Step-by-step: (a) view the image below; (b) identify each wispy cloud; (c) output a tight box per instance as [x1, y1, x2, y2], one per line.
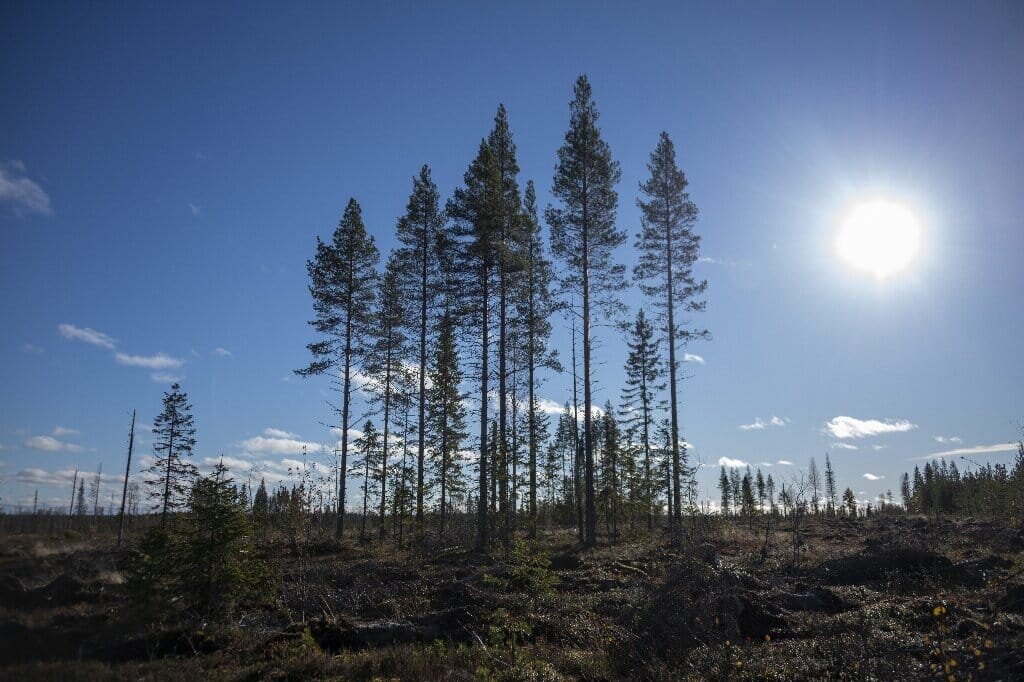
[718, 456, 748, 468]
[239, 435, 322, 456]
[934, 436, 962, 444]
[739, 415, 789, 430]
[213, 347, 233, 358]
[52, 426, 78, 437]
[777, 460, 794, 466]
[19, 343, 44, 354]
[697, 256, 736, 266]
[683, 353, 705, 364]
[58, 323, 117, 349]
[0, 160, 52, 215]
[263, 428, 298, 439]
[115, 352, 184, 370]
[863, 473, 884, 481]
[150, 372, 182, 383]
[914, 442, 1020, 460]
[831, 442, 858, 450]
[189, 203, 202, 217]
[23, 435, 83, 453]
[824, 416, 917, 439]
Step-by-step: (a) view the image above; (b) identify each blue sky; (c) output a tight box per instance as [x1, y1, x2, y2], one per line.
[2, 1, 1022, 511]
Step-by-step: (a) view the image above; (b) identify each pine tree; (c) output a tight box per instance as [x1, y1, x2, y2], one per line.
[824, 454, 837, 515]
[365, 255, 410, 540]
[842, 487, 858, 517]
[634, 132, 708, 527]
[449, 141, 504, 551]
[148, 382, 198, 526]
[519, 180, 559, 538]
[718, 467, 731, 516]
[619, 309, 665, 531]
[394, 165, 445, 539]
[428, 311, 467, 538]
[296, 198, 380, 539]
[485, 105, 528, 547]
[75, 480, 87, 516]
[756, 468, 766, 512]
[253, 478, 269, 541]
[546, 75, 626, 547]
[597, 401, 621, 543]
[808, 457, 821, 514]
[354, 420, 382, 541]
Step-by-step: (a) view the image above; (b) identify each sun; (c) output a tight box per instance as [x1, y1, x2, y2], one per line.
[836, 200, 921, 278]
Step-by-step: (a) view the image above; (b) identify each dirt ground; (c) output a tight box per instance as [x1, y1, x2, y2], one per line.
[1, 515, 1022, 680]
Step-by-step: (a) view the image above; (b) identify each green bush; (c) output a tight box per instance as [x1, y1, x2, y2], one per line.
[126, 463, 277, 618]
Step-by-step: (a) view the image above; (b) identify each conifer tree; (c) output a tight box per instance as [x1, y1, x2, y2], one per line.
[842, 487, 858, 517]
[354, 420, 382, 541]
[519, 180, 559, 537]
[148, 382, 198, 526]
[620, 309, 665, 531]
[634, 132, 708, 527]
[719, 467, 731, 516]
[808, 457, 821, 514]
[448, 142, 503, 551]
[486, 105, 527, 547]
[297, 198, 380, 539]
[428, 311, 467, 537]
[394, 165, 445, 538]
[365, 255, 410, 540]
[546, 75, 626, 547]
[824, 454, 837, 515]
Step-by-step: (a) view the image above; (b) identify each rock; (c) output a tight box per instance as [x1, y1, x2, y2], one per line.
[782, 587, 848, 613]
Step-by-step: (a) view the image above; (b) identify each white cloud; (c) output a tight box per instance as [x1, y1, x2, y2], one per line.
[872, 444, 886, 451]
[16, 467, 79, 486]
[23, 435, 83, 453]
[150, 372, 182, 383]
[239, 435, 321, 456]
[263, 428, 298, 439]
[824, 416, 917, 439]
[697, 256, 736, 266]
[718, 456, 748, 468]
[776, 460, 794, 466]
[52, 426, 79, 437]
[739, 415, 788, 430]
[536, 398, 567, 415]
[0, 160, 52, 215]
[683, 353, 705, 364]
[914, 442, 1020, 460]
[19, 343, 44, 354]
[58, 323, 116, 349]
[863, 473, 884, 481]
[115, 352, 184, 369]
[213, 347, 233, 358]
[934, 436, 962, 444]
[831, 442, 858, 450]
[189, 203, 201, 217]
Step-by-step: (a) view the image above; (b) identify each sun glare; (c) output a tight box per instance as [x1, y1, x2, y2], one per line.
[836, 200, 921, 278]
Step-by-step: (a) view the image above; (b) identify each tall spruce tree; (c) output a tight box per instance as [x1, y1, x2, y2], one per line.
[297, 198, 379, 539]
[394, 165, 445, 539]
[824, 454, 837, 515]
[546, 75, 626, 547]
[147, 382, 198, 526]
[354, 420, 382, 541]
[428, 311, 467, 538]
[448, 142, 503, 551]
[619, 309, 665, 531]
[634, 132, 708, 527]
